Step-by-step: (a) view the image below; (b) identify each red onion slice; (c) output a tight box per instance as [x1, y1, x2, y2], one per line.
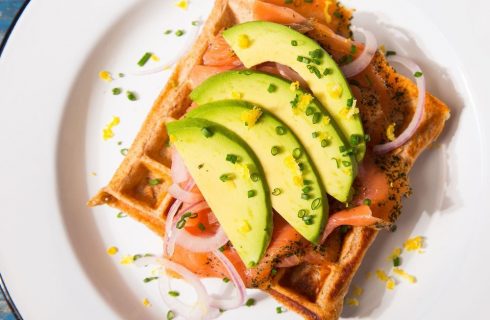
[209, 250, 246, 310]
[173, 226, 228, 253]
[275, 63, 308, 88]
[373, 56, 426, 154]
[171, 148, 190, 184]
[341, 27, 378, 78]
[168, 183, 204, 204]
[158, 258, 219, 320]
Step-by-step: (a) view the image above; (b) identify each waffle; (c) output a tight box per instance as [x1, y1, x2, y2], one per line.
[88, 0, 450, 319]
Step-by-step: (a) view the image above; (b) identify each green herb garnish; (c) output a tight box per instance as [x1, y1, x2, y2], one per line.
[311, 198, 322, 210]
[248, 190, 256, 198]
[291, 40, 298, 46]
[363, 198, 372, 206]
[168, 291, 180, 297]
[414, 71, 423, 77]
[393, 256, 401, 267]
[201, 127, 213, 138]
[267, 83, 277, 93]
[116, 212, 127, 218]
[321, 139, 329, 148]
[143, 276, 159, 283]
[148, 178, 162, 186]
[275, 126, 286, 135]
[137, 52, 152, 67]
[272, 188, 282, 196]
[226, 154, 238, 164]
[386, 50, 397, 57]
[167, 310, 175, 320]
[120, 148, 129, 156]
[271, 146, 280, 156]
[126, 91, 138, 101]
[250, 173, 259, 182]
[112, 87, 122, 95]
[198, 222, 206, 231]
[175, 29, 185, 37]
[292, 148, 303, 159]
[246, 298, 256, 307]
[312, 112, 322, 124]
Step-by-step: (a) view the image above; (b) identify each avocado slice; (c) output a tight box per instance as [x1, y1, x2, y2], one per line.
[186, 100, 327, 243]
[166, 118, 272, 267]
[190, 70, 355, 202]
[222, 21, 366, 161]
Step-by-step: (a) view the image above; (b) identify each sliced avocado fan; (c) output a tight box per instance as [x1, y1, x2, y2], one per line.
[186, 100, 327, 244]
[166, 118, 272, 267]
[222, 21, 366, 161]
[190, 70, 356, 203]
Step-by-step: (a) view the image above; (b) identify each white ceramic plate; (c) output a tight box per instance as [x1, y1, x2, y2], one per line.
[0, 0, 489, 319]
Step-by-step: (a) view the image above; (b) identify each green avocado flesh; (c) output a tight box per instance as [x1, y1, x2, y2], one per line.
[166, 118, 272, 267]
[190, 70, 355, 202]
[186, 100, 327, 243]
[222, 21, 366, 161]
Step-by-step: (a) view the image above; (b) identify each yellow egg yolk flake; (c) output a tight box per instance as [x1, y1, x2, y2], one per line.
[393, 268, 417, 284]
[98, 70, 112, 82]
[119, 255, 134, 265]
[386, 122, 396, 141]
[238, 34, 251, 48]
[106, 246, 118, 256]
[240, 106, 263, 127]
[175, 0, 188, 10]
[376, 269, 396, 290]
[102, 116, 120, 141]
[403, 236, 424, 252]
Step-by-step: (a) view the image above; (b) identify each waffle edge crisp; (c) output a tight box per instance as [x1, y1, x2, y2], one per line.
[88, 0, 450, 319]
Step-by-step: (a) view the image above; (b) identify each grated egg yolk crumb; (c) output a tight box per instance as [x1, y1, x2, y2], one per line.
[388, 247, 402, 261]
[347, 298, 359, 307]
[379, 44, 386, 55]
[102, 116, 120, 141]
[99, 70, 112, 82]
[386, 122, 396, 141]
[393, 268, 417, 284]
[106, 246, 118, 256]
[120, 255, 134, 265]
[326, 82, 343, 98]
[376, 269, 396, 290]
[386, 278, 396, 290]
[290, 81, 300, 92]
[238, 34, 251, 49]
[403, 236, 424, 252]
[322, 116, 331, 125]
[231, 91, 243, 99]
[151, 54, 160, 62]
[353, 286, 363, 297]
[142, 298, 151, 307]
[175, 0, 188, 10]
[340, 106, 359, 119]
[240, 106, 262, 127]
[239, 220, 252, 234]
[296, 93, 313, 112]
[236, 163, 251, 180]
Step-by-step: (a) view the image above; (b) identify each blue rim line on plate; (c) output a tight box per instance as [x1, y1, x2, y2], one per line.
[1, 0, 31, 318]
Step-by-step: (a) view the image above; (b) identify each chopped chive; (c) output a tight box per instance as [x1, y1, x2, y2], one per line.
[116, 212, 127, 218]
[117, 141, 123, 145]
[126, 91, 138, 101]
[272, 188, 282, 196]
[112, 87, 122, 95]
[364, 134, 371, 142]
[333, 10, 342, 18]
[301, 193, 310, 200]
[267, 83, 277, 93]
[226, 154, 238, 163]
[148, 178, 162, 186]
[284, 0, 293, 3]
[363, 198, 372, 206]
[393, 256, 401, 267]
[312, 58, 322, 65]
[246, 298, 256, 307]
[297, 56, 311, 64]
[303, 179, 313, 185]
[176, 219, 186, 229]
[167, 310, 175, 320]
[175, 29, 185, 37]
[218, 246, 225, 252]
[291, 40, 298, 46]
[311, 198, 322, 210]
[250, 173, 259, 182]
[120, 148, 129, 156]
[223, 277, 230, 283]
[321, 139, 329, 148]
[339, 54, 353, 65]
[271, 146, 280, 156]
[332, 157, 340, 168]
[340, 225, 350, 234]
[248, 190, 256, 198]
[305, 106, 315, 116]
[347, 97, 354, 107]
[118, 73, 125, 78]
[297, 209, 307, 218]
[201, 127, 213, 138]
[312, 131, 319, 138]
[198, 222, 206, 231]
[275, 126, 286, 135]
[307, 65, 322, 78]
[302, 186, 312, 193]
[342, 161, 352, 167]
[292, 148, 303, 159]
[350, 45, 357, 54]
[303, 215, 314, 225]
[137, 52, 152, 67]
[298, 162, 305, 171]
[191, 20, 200, 26]
[143, 276, 159, 283]
[220, 174, 233, 182]
[164, 29, 172, 35]
[386, 50, 397, 57]
[323, 68, 332, 75]
[271, 268, 278, 276]
[312, 112, 322, 124]
[276, 306, 286, 314]
[168, 291, 180, 297]
[290, 94, 300, 108]
[198, 163, 204, 169]
[414, 71, 423, 77]
[308, 48, 323, 59]
[350, 134, 363, 145]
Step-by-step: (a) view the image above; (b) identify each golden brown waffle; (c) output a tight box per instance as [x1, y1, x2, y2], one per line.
[89, 1, 450, 319]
